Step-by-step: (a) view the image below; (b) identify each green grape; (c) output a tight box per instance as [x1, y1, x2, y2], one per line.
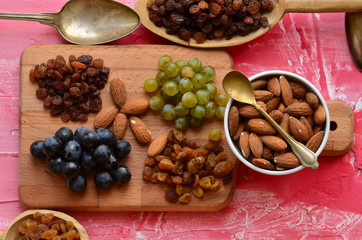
[190, 117, 204, 128]
[191, 73, 207, 89]
[175, 59, 188, 70]
[164, 62, 179, 77]
[149, 95, 164, 111]
[160, 87, 173, 102]
[175, 102, 189, 117]
[209, 128, 222, 141]
[205, 83, 217, 99]
[191, 105, 205, 118]
[161, 104, 176, 120]
[204, 101, 216, 119]
[181, 66, 194, 78]
[158, 55, 173, 71]
[215, 93, 229, 106]
[179, 78, 193, 94]
[163, 81, 179, 96]
[171, 74, 182, 83]
[156, 71, 170, 86]
[195, 89, 209, 105]
[188, 57, 202, 72]
[201, 65, 216, 82]
[216, 106, 225, 119]
[174, 116, 190, 131]
[181, 92, 197, 108]
[143, 78, 158, 93]
[172, 92, 183, 105]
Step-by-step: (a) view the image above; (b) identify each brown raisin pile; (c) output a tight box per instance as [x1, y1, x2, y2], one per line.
[147, 0, 273, 43]
[15, 212, 80, 240]
[29, 55, 110, 122]
[143, 130, 234, 204]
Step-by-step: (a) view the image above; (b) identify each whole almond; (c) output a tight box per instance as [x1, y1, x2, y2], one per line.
[269, 110, 283, 124]
[110, 78, 127, 107]
[279, 75, 293, 106]
[290, 82, 307, 99]
[280, 113, 290, 135]
[266, 96, 281, 113]
[277, 102, 286, 113]
[267, 77, 281, 96]
[274, 152, 301, 168]
[148, 134, 168, 157]
[228, 106, 239, 136]
[254, 90, 274, 102]
[300, 116, 313, 139]
[314, 104, 326, 125]
[130, 116, 152, 144]
[305, 92, 319, 109]
[248, 118, 277, 135]
[113, 113, 128, 140]
[239, 101, 266, 118]
[251, 79, 267, 90]
[252, 158, 275, 170]
[239, 131, 250, 158]
[285, 102, 313, 117]
[249, 132, 263, 158]
[232, 123, 245, 140]
[289, 116, 309, 142]
[260, 135, 287, 152]
[93, 105, 119, 129]
[121, 98, 149, 115]
[262, 147, 274, 160]
[306, 131, 325, 152]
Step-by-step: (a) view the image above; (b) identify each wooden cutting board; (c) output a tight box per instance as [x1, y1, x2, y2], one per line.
[19, 44, 238, 211]
[19, 45, 354, 211]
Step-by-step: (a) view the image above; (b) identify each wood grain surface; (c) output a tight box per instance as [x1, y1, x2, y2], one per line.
[19, 44, 238, 211]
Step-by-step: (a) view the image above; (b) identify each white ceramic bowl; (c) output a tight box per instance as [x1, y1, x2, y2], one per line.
[224, 70, 330, 175]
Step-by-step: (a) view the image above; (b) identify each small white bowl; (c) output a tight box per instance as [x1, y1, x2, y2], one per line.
[224, 70, 330, 175]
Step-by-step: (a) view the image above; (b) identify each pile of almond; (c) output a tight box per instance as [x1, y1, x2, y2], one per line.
[228, 75, 326, 170]
[93, 78, 152, 144]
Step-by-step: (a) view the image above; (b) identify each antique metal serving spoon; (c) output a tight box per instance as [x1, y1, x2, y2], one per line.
[222, 70, 319, 169]
[0, 0, 140, 45]
[345, 12, 362, 71]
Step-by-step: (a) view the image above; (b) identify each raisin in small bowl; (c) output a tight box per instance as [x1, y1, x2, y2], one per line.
[224, 70, 330, 175]
[2, 209, 88, 240]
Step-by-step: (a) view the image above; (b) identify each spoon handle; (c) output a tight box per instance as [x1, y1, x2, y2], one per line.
[284, 0, 362, 13]
[0, 13, 54, 25]
[254, 104, 319, 169]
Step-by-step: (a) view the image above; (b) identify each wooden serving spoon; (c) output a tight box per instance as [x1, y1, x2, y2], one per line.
[135, 0, 362, 48]
[1, 209, 88, 240]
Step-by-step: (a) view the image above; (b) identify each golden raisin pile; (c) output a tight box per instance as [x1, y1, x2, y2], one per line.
[15, 212, 80, 240]
[143, 130, 234, 204]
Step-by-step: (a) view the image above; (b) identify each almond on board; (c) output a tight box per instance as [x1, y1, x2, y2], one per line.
[121, 98, 149, 115]
[93, 105, 119, 129]
[130, 116, 152, 144]
[113, 113, 128, 140]
[110, 78, 127, 108]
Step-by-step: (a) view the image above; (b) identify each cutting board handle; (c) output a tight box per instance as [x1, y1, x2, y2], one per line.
[284, 0, 362, 13]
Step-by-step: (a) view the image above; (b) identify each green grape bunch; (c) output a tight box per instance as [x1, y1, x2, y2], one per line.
[143, 55, 228, 131]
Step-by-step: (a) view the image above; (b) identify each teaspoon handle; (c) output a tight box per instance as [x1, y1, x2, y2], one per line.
[0, 13, 54, 25]
[254, 104, 319, 169]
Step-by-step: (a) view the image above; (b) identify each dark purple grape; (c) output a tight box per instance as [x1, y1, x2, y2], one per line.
[112, 165, 131, 184]
[96, 128, 116, 146]
[94, 171, 113, 189]
[93, 144, 111, 164]
[67, 175, 87, 192]
[62, 161, 81, 179]
[79, 152, 97, 173]
[63, 140, 82, 162]
[113, 140, 131, 159]
[55, 127, 73, 143]
[48, 156, 66, 174]
[42, 136, 63, 158]
[30, 140, 47, 159]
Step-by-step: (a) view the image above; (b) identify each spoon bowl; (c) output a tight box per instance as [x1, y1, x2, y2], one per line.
[0, 0, 140, 45]
[135, 0, 362, 48]
[1, 209, 88, 240]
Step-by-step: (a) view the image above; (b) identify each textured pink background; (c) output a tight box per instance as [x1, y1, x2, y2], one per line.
[1, 0, 362, 239]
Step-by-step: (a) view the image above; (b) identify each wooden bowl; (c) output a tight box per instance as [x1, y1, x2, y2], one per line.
[1, 209, 88, 240]
[134, 0, 362, 48]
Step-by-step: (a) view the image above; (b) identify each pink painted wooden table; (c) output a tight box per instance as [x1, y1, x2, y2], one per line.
[1, 0, 362, 239]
